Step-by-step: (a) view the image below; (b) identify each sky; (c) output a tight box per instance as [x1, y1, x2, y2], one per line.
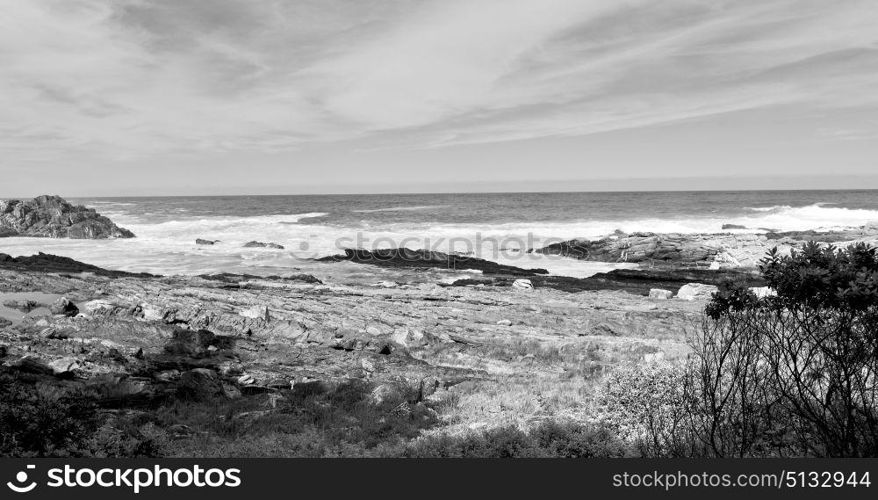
[1, 0, 878, 196]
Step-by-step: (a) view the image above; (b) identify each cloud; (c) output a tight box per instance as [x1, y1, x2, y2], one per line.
[0, 0, 876, 162]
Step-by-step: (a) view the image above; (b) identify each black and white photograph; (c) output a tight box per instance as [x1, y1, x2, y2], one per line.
[2, 0, 878, 485]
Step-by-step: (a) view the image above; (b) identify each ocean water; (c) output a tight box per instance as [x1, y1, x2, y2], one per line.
[1, 190, 877, 281]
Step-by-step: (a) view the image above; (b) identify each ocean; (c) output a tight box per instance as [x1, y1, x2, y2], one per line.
[2, 190, 877, 281]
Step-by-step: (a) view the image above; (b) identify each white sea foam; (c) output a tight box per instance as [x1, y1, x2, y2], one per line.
[3, 203, 876, 279]
[352, 205, 447, 213]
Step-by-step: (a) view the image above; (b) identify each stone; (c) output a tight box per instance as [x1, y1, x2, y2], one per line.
[178, 369, 224, 400]
[2, 299, 40, 312]
[0, 195, 134, 239]
[48, 357, 81, 376]
[496, 319, 513, 326]
[648, 288, 673, 300]
[722, 224, 748, 230]
[676, 283, 719, 301]
[243, 241, 285, 249]
[512, 279, 533, 290]
[83, 299, 119, 316]
[49, 297, 78, 317]
[139, 303, 164, 321]
[196, 239, 219, 245]
[155, 370, 181, 382]
[376, 281, 398, 288]
[370, 382, 410, 405]
[360, 358, 375, 373]
[43, 327, 70, 340]
[222, 383, 242, 399]
[240, 305, 270, 322]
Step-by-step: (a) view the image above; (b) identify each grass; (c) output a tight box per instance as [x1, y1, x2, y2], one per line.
[404, 420, 631, 458]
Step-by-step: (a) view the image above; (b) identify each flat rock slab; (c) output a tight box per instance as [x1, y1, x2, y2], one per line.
[0, 291, 61, 325]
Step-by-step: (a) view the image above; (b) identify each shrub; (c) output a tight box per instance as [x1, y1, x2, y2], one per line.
[404, 421, 630, 458]
[593, 363, 703, 457]
[696, 242, 878, 457]
[0, 375, 98, 457]
[160, 379, 439, 457]
[598, 243, 878, 457]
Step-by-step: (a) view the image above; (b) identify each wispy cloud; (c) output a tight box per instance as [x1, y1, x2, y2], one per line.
[1, 0, 877, 161]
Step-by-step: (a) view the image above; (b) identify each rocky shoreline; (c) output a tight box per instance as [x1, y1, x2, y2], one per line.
[1, 250, 702, 451]
[3, 195, 878, 456]
[531, 227, 878, 270]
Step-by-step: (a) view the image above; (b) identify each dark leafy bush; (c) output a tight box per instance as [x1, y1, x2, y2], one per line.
[0, 373, 167, 457]
[0, 374, 98, 457]
[693, 242, 878, 457]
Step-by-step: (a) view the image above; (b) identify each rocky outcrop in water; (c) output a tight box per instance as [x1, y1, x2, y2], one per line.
[763, 226, 878, 242]
[0, 195, 135, 239]
[533, 228, 878, 270]
[243, 241, 285, 249]
[319, 248, 549, 276]
[0, 252, 155, 278]
[532, 233, 722, 267]
[451, 267, 764, 295]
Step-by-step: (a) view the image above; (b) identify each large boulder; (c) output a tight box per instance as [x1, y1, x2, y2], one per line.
[48, 357, 81, 377]
[177, 368, 225, 400]
[49, 297, 79, 317]
[512, 279, 533, 290]
[676, 283, 719, 301]
[0, 195, 134, 239]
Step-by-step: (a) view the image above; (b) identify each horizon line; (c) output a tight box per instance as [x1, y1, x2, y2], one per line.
[3, 187, 878, 200]
[4, 174, 878, 199]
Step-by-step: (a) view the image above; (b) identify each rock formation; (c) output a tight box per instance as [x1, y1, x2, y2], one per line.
[0, 195, 135, 239]
[451, 267, 764, 295]
[532, 233, 721, 267]
[676, 283, 719, 301]
[0, 252, 702, 417]
[243, 241, 285, 249]
[319, 248, 549, 276]
[0, 252, 154, 278]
